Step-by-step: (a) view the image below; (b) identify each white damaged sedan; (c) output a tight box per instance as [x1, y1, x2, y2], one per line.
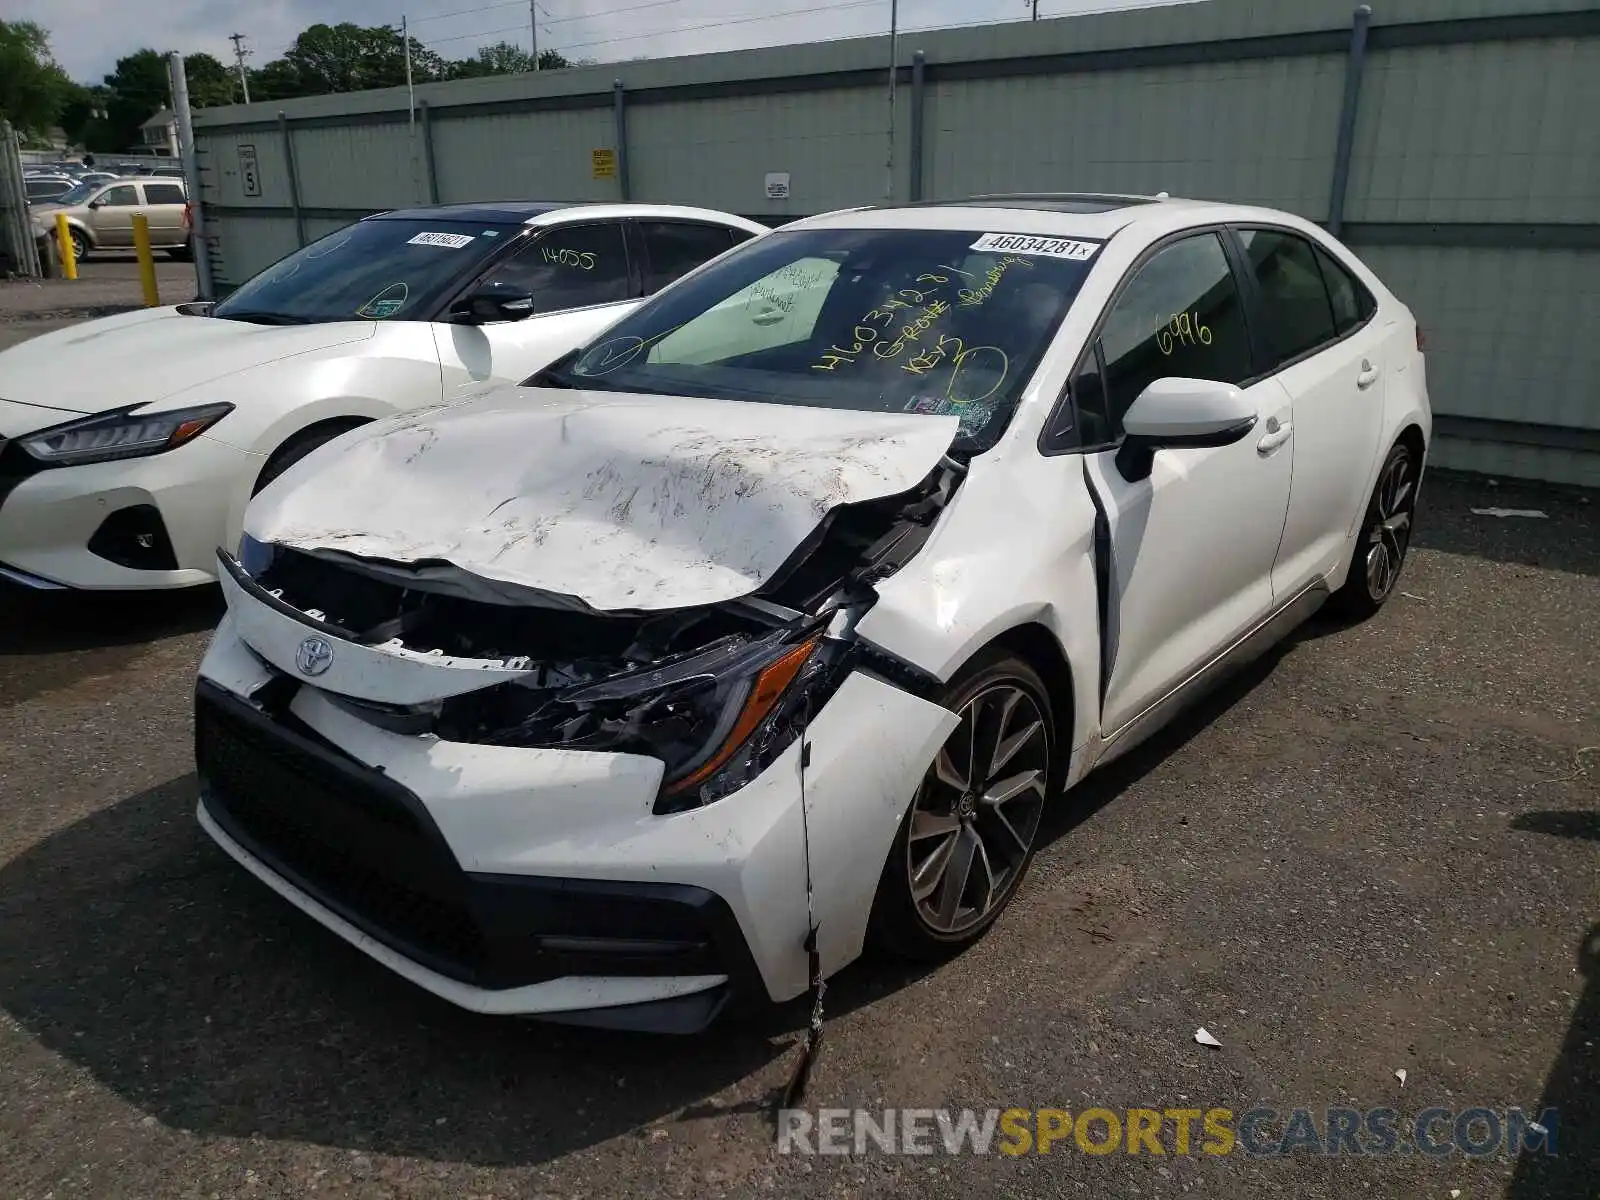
[195, 193, 1430, 1031]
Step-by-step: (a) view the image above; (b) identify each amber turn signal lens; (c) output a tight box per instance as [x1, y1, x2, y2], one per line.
[665, 638, 819, 796]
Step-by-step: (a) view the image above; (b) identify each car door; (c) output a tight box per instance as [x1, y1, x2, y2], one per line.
[432, 220, 638, 396]
[138, 180, 189, 246]
[89, 183, 141, 247]
[1074, 230, 1295, 738]
[1231, 227, 1389, 596]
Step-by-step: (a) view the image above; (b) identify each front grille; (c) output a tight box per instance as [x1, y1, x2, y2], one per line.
[195, 683, 486, 980]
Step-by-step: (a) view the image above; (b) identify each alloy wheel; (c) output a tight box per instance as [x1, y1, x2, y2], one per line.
[906, 683, 1050, 936]
[1364, 448, 1415, 602]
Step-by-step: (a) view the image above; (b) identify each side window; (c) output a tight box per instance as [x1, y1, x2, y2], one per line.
[143, 183, 186, 205]
[1236, 228, 1337, 369]
[478, 222, 630, 311]
[1313, 243, 1376, 335]
[99, 185, 140, 207]
[1094, 232, 1253, 437]
[639, 221, 738, 293]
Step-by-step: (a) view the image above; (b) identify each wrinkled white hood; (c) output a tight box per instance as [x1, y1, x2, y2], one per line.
[0, 307, 375, 418]
[246, 387, 960, 612]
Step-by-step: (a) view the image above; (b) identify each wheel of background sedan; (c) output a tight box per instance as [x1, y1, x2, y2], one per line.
[68, 228, 88, 264]
[1330, 439, 1420, 620]
[867, 650, 1055, 961]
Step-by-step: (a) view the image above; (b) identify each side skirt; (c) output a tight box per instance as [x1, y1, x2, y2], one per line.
[1088, 580, 1330, 774]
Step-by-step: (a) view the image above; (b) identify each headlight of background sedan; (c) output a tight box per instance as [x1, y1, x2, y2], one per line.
[438, 628, 855, 813]
[20, 402, 234, 467]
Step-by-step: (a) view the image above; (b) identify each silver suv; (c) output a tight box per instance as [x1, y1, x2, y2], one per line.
[29, 176, 192, 262]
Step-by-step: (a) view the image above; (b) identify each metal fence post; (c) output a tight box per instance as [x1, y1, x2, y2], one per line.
[420, 101, 440, 204]
[0, 120, 43, 278]
[167, 51, 216, 299]
[910, 50, 927, 202]
[613, 80, 632, 201]
[279, 111, 306, 247]
[1327, 4, 1373, 236]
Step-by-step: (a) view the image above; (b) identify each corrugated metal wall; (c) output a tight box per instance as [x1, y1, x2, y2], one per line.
[189, 0, 1600, 487]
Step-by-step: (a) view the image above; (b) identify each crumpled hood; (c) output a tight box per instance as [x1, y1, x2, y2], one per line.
[0, 307, 376, 416]
[246, 387, 961, 612]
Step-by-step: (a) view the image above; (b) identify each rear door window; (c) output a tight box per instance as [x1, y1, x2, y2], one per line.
[1313, 243, 1376, 334]
[1235, 228, 1338, 370]
[142, 183, 187, 205]
[639, 221, 738, 293]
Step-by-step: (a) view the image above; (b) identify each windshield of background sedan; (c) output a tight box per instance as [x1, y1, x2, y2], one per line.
[212, 219, 525, 324]
[551, 227, 1099, 449]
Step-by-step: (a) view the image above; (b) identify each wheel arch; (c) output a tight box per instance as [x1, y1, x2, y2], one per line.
[252, 414, 374, 494]
[951, 621, 1077, 793]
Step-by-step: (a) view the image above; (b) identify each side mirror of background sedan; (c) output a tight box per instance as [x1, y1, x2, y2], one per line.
[1116, 377, 1259, 482]
[450, 288, 536, 325]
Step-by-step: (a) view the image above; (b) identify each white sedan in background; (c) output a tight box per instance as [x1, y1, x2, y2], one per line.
[195, 192, 1430, 1032]
[0, 202, 767, 590]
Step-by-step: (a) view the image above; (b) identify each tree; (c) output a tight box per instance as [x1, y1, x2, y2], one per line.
[185, 52, 237, 108]
[447, 42, 571, 79]
[0, 20, 74, 140]
[102, 48, 170, 150]
[277, 23, 446, 95]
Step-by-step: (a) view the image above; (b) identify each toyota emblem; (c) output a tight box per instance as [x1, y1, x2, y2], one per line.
[295, 636, 335, 677]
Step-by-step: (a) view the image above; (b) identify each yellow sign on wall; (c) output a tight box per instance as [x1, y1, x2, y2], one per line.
[592, 148, 617, 179]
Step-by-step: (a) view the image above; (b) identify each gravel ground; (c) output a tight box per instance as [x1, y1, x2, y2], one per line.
[0, 254, 197, 323]
[0, 474, 1594, 1200]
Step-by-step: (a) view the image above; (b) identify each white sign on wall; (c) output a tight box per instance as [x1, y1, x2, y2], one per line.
[765, 172, 791, 200]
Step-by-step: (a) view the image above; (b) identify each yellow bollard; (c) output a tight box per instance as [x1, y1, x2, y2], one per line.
[132, 214, 160, 307]
[54, 212, 77, 281]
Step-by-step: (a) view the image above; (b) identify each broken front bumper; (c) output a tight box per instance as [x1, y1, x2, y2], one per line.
[195, 606, 957, 1030]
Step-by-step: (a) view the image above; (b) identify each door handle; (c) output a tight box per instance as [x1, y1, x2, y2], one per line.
[1257, 422, 1293, 455]
[1357, 358, 1379, 389]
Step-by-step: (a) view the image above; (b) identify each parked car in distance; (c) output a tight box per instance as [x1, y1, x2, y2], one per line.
[195, 192, 1431, 1032]
[0, 201, 769, 591]
[23, 174, 75, 204]
[27, 176, 192, 262]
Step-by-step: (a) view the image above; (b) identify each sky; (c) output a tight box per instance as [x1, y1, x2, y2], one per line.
[6, 0, 1178, 87]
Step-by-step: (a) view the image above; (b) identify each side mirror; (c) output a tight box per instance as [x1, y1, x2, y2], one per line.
[87, 198, 105, 210]
[1115, 377, 1258, 482]
[451, 288, 536, 325]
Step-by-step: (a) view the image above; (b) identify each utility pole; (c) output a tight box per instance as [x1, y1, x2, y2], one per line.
[531, 0, 540, 70]
[886, 0, 898, 201]
[1029, 0, 1040, 18]
[228, 32, 252, 103]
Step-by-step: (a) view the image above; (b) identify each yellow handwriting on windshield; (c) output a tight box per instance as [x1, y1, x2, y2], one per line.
[957, 254, 1033, 307]
[947, 345, 1009, 407]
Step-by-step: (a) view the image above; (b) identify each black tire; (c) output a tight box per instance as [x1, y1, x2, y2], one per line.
[867, 650, 1056, 962]
[167, 243, 193, 262]
[68, 228, 89, 264]
[1329, 439, 1421, 620]
[253, 422, 364, 496]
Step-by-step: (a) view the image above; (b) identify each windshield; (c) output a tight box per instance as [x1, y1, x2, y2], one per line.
[549, 226, 1100, 451]
[213, 218, 524, 324]
[54, 182, 99, 206]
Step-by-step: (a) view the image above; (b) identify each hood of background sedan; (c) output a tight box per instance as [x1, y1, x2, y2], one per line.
[0, 307, 376, 418]
[246, 387, 961, 612]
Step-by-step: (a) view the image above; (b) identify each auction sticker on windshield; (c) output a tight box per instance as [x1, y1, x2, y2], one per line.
[969, 233, 1101, 261]
[407, 231, 477, 249]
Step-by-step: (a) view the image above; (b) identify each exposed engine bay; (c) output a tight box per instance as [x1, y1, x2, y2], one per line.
[232, 457, 963, 811]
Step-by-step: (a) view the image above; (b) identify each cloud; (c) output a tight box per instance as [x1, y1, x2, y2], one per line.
[14, 0, 1169, 87]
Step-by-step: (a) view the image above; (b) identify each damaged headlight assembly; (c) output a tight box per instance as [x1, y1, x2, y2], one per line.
[439, 625, 856, 814]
